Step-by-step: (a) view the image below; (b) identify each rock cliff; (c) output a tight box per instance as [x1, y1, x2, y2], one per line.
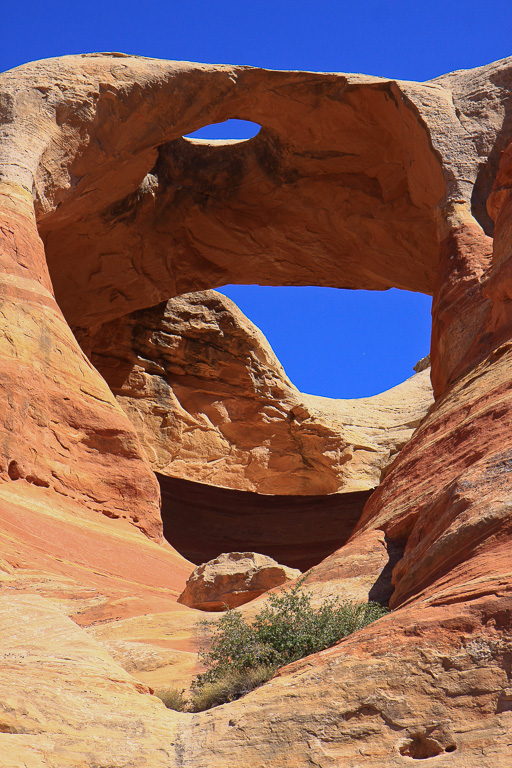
[1, 52, 512, 766]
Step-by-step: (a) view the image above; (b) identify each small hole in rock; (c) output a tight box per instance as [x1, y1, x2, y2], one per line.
[185, 119, 261, 141]
[399, 734, 444, 759]
[7, 461, 21, 481]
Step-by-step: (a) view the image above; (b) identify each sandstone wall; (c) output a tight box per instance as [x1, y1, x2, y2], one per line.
[1, 53, 512, 767]
[0, 181, 162, 538]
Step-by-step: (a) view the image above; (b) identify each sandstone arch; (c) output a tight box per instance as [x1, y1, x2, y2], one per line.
[2, 54, 512, 767]
[2, 54, 445, 336]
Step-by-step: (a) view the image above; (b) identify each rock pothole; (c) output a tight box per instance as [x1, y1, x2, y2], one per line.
[399, 732, 457, 759]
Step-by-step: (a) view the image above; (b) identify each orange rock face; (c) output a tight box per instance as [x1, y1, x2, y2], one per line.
[1, 52, 512, 766]
[0, 182, 162, 539]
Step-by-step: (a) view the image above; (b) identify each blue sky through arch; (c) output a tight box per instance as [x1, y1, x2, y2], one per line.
[218, 285, 432, 399]
[185, 120, 261, 141]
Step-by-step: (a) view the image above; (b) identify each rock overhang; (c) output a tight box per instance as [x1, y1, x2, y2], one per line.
[1, 53, 450, 334]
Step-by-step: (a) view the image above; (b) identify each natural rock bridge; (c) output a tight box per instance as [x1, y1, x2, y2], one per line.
[1, 52, 512, 766]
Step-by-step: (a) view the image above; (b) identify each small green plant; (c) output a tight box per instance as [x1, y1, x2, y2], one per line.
[190, 581, 387, 710]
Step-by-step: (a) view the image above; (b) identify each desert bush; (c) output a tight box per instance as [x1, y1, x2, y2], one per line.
[190, 664, 275, 711]
[252, 585, 386, 666]
[193, 608, 278, 687]
[154, 687, 188, 712]
[191, 581, 387, 709]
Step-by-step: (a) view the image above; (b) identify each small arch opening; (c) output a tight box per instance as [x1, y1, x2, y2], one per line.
[185, 119, 261, 141]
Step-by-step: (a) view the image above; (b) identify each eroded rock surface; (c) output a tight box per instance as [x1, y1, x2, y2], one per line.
[1, 52, 512, 767]
[92, 289, 433, 495]
[178, 551, 301, 611]
[0, 182, 162, 539]
[0, 594, 184, 767]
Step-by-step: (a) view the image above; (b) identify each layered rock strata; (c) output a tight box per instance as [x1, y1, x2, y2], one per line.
[0, 53, 512, 767]
[0, 182, 162, 538]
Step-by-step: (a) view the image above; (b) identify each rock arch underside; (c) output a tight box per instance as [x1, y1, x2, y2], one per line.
[2, 53, 512, 766]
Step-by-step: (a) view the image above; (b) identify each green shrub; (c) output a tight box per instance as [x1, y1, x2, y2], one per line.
[194, 609, 278, 686]
[253, 586, 387, 666]
[191, 581, 387, 710]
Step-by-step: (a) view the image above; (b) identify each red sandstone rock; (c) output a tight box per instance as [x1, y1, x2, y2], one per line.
[2, 54, 445, 337]
[177, 552, 301, 611]
[1, 53, 512, 767]
[0, 182, 163, 540]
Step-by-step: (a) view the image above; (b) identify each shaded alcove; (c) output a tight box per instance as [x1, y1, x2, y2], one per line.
[158, 473, 373, 571]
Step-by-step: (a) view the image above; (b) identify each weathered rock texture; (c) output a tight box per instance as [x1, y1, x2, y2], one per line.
[1, 52, 512, 766]
[178, 551, 301, 611]
[91, 289, 433, 494]
[0, 594, 185, 767]
[0, 182, 162, 539]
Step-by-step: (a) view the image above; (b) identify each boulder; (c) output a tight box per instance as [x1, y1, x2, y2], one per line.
[177, 552, 301, 611]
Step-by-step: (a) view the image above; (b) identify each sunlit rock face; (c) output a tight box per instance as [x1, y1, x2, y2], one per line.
[91, 289, 433, 495]
[1, 52, 512, 767]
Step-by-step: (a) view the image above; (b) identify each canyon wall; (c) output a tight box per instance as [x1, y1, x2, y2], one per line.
[1, 53, 512, 766]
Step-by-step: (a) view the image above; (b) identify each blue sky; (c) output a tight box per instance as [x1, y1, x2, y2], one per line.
[2, 2, 511, 397]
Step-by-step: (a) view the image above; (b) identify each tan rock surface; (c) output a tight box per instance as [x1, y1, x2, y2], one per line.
[0, 55, 444, 333]
[87, 608, 202, 692]
[92, 289, 434, 495]
[236, 528, 402, 624]
[177, 551, 301, 611]
[297, 528, 404, 607]
[1, 52, 512, 766]
[0, 54, 507, 357]
[0, 594, 186, 768]
[175, 597, 512, 768]
[0, 479, 199, 693]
